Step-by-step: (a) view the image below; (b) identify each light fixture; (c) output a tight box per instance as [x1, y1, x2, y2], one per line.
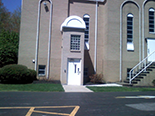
[32, 59, 35, 63]
[44, 2, 47, 7]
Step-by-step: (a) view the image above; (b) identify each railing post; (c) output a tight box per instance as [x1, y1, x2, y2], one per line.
[129, 70, 132, 85]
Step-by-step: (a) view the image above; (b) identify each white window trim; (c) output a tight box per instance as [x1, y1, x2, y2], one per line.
[70, 35, 81, 51]
[127, 13, 134, 51]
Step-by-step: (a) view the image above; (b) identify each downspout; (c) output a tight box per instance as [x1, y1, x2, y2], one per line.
[139, 6, 141, 68]
[47, 1, 53, 79]
[120, 3, 123, 82]
[94, 1, 98, 73]
[35, 1, 41, 71]
[142, 1, 146, 62]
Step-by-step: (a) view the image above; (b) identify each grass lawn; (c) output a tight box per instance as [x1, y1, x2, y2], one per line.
[0, 83, 64, 92]
[87, 86, 155, 92]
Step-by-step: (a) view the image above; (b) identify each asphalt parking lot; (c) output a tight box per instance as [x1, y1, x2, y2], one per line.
[0, 92, 155, 116]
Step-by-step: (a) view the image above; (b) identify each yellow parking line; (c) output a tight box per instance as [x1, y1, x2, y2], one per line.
[0, 106, 80, 116]
[115, 96, 126, 99]
[25, 107, 35, 116]
[34, 106, 78, 108]
[0, 107, 31, 109]
[70, 106, 80, 116]
[33, 110, 70, 115]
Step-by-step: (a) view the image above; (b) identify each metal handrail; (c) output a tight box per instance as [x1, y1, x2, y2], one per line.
[129, 50, 155, 84]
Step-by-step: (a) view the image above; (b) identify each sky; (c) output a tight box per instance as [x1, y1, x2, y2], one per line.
[2, 0, 21, 12]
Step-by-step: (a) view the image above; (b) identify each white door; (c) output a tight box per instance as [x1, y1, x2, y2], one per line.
[148, 39, 155, 62]
[68, 59, 81, 85]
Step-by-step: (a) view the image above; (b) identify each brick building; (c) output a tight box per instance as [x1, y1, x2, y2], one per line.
[18, 0, 155, 86]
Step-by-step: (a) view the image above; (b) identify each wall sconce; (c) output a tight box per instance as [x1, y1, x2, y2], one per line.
[32, 59, 35, 63]
[43, 1, 49, 12]
[43, 2, 47, 7]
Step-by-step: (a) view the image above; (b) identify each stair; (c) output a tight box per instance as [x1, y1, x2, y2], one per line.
[124, 63, 155, 86]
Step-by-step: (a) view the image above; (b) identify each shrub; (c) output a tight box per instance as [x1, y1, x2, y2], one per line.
[0, 64, 36, 84]
[28, 69, 37, 80]
[89, 73, 105, 84]
[152, 80, 155, 86]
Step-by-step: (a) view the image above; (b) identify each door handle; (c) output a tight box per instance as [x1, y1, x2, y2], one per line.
[148, 49, 150, 54]
[78, 68, 80, 75]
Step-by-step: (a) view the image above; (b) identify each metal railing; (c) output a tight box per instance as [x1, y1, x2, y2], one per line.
[129, 50, 155, 84]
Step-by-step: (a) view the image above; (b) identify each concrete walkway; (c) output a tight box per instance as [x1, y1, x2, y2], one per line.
[62, 83, 122, 92]
[62, 85, 93, 92]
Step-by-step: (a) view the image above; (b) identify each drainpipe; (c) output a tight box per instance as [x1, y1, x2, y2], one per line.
[142, 1, 145, 63]
[35, 1, 41, 71]
[120, 3, 123, 82]
[47, 2, 53, 79]
[94, 1, 98, 73]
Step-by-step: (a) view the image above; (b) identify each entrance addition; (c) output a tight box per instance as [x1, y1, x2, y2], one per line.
[147, 39, 155, 62]
[68, 59, 81, 85]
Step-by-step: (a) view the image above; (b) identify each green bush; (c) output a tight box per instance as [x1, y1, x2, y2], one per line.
[0, 64, 36, 84]
[89, 73, 105, 84]
[28, 69, 37, 80]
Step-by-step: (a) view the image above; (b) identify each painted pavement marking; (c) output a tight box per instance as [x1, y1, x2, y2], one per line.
[126, 103, 155, 111]
[116, 95, 155, 99]
[0, 106, 80, 116]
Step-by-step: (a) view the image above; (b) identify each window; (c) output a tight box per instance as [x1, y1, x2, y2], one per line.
[127, 68, 132, 79]
[38, 65, 46, 76]
[127, 13, 134, 51]
[70, 35, 81, 51]
[83, 14, 90, 50]
[127, 14, 133, 43]
[149, 8, 155, 33]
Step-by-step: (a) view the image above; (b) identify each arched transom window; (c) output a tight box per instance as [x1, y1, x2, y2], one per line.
[127, 13, 134, 51]
[127, 13, 134, 43]
[83, 14, 90, 50]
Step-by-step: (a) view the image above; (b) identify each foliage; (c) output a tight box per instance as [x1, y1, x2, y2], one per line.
[89, 73, 105, 84]
[0, 0, 11, 32]
[10, 7, 21, 33]
[28, 69, 37, 80]
[0, 0, 21, 32]
[0, 64, 36, 84]
[0, 30, 19, 67]
[152, 80, 155, 86]
[0, 1, 21, 68]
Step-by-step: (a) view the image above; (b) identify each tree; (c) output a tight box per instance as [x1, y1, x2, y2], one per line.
[0, 0, 11, 32]
[10, 7, 21, 33]
[0, 30, 19, 67]
[0, 0, 21, 67]
[0, 0, 21, 33]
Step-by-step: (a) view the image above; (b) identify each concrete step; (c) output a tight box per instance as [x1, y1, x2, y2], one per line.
[149, 66, 155, 69]
[146, 68, 153, 71]
[124, 80, 137, 84]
